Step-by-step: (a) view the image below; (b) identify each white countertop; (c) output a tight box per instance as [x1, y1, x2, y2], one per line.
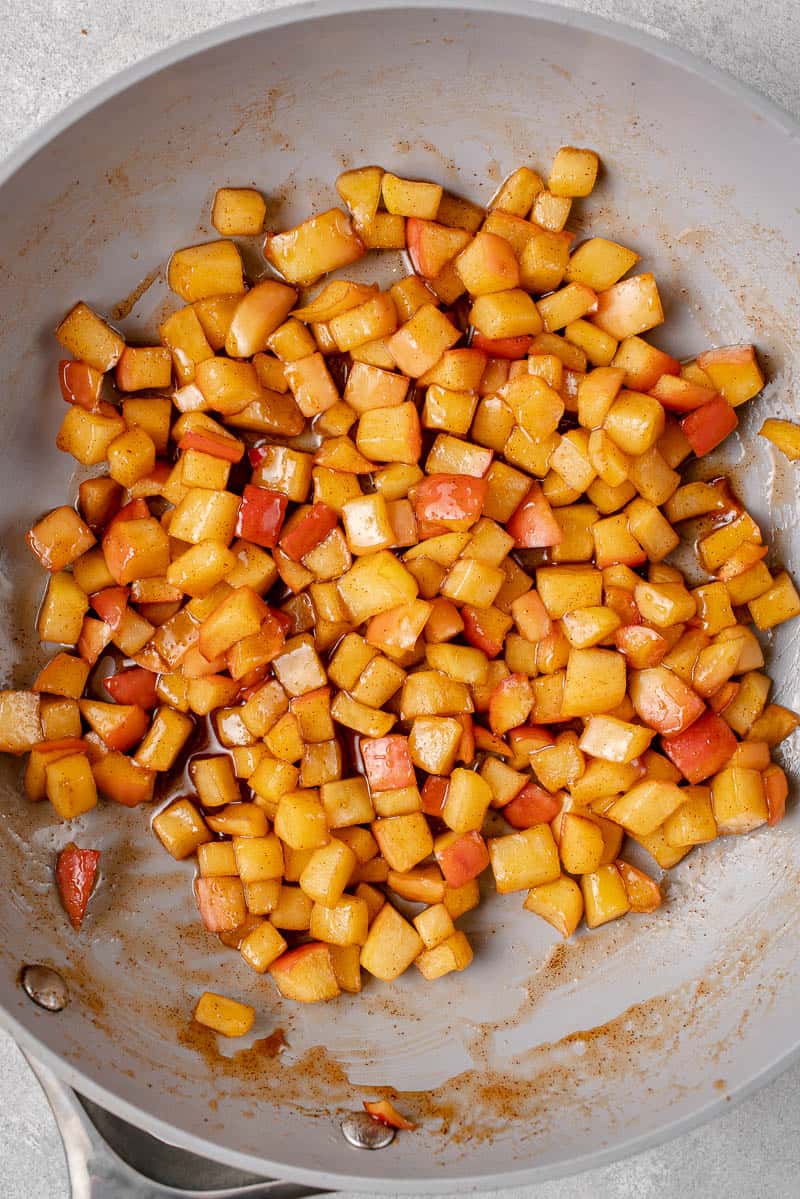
[1, 1, 799, 1195]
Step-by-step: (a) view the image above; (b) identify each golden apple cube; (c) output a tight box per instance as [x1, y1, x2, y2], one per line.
[55, 301, 125, 371]
[197, 841, 238, 877]
[309, 896, 370, 946]
[233, 834, 284, 883]
[711, 766, 768, 834]
[38, 572, 89, 645]
[168, 240, 245, 301]
[56, 406, 127, 465]
[152, 800, 209, 858]
[387, 305, 460, 378]
[562, 647, 627, 716]
[372, 813, 433, 873]
[581, 864, 630, 928]
[413, 902, 456, 949]
[360, 903, 424, 981]
[532, 190, 572, 232]
[416, 931, 473, 980]
[299, 839, 357, 906]
[355, 401, 422, 465]
[606, 778, 686, 836]
[134, 707, 193, 771]
[489, 825, 560, 893]
[337, 549, 418, 623]
[592, 274, 664, 341]
[748, 572, 800, 631]
[265, 208, 365, 285]
[524, 875, 584, 937]
[194, 991, 254, 1037]
[566, 238, 640, 291]
[558, 812, 605, 874]
[663, 786, 718, 846]
[274, 791, 328, 851]
[578, 715, 654, 764]
[441, 767, 493, 833]
[405, 716, 461, 775]
[321, 777, 374, 827]
[549, 146, 599, 197]
[212, 186, 266, 235]
[239, 922, 288, 973]
[45, 752, 98, 820]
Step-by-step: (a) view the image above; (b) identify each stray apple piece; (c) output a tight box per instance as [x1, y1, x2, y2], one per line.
[194, 991, 255, 1037]
[212, 187, 267, 235]
[549, 146, 599, 197]
[364, 1098, 417, 1130]
[758, 418, 800, 461]
[55, 843, 100, 929]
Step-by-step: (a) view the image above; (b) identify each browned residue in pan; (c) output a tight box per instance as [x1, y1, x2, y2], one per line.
[110, 267, 162, 321]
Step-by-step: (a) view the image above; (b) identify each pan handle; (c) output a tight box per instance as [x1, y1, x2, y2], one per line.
[25, 1052, 328, 1199]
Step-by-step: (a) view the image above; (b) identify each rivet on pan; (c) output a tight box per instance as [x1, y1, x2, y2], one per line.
[341, 1111, 396, 1150]
[20, 965, 69, 1012]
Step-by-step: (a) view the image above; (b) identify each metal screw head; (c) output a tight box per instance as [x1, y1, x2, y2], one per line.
[21, 965, 68, 1012]
[341, 1111, 396, 1150]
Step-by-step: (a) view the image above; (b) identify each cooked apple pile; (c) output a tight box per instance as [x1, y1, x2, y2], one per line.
[2, 146, 799, 1027]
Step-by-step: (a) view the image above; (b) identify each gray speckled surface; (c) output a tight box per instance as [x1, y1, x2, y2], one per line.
[1, 1, 799, 1196]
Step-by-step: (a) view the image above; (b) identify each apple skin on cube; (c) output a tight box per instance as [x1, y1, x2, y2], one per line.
[413, 474, 487, 533]
[472, 332, 532, 360]
[434, 829, 490, 887]
[661, 709, 738, 783]
[629, 666, 705, 736]
[269, 942, 341, 1001]
[680, 396, 737, 456]
[195, 876, 246, 933]
[696, 344, 764, 407]
[506, 483, 562, 548]
[361, 735, 415, 791]
[592, 274, 664, 340]
[406, 219, 471, 278]
[502, 782, 562, 829]
[764, 764, 788, 826]
[235, 485, 286, 548]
